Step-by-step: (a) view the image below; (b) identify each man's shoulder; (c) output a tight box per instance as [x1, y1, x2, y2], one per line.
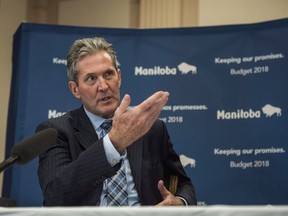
[37, 107, 83, 129]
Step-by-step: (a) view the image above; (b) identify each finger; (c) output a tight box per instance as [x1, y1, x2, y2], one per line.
[140, 91, 169, 113]
[140, 91, 165, 109]
[155, 201, 165, 206]
[156, 91, 169, 107]
[149, 92, 170, 118]
[153, 91, 169, 108]
[136, 93, 168, 126]
[157, 91, 169, 101]
[117, 94, 131, 114]
[157, 180, 171, 199]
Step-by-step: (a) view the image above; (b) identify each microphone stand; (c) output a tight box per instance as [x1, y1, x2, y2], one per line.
[0, 128, 57, 207]
[0, 155, 18, 207]
[0, 155, 18, 173]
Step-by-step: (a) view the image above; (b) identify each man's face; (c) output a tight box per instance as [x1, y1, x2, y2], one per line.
[69, 50, 121, 118]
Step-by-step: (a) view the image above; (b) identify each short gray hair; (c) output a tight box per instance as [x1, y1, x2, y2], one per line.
[66, 37, 119, 84]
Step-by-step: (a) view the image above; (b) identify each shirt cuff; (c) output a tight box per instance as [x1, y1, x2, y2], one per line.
[103, 134, 121, 166]
[176, 196, 188, 206]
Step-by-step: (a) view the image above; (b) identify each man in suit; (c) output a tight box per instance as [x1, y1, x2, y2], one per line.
[37, 37, 197, 206]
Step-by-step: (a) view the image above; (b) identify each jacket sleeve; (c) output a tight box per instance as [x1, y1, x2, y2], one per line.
[160, 120, 197, 205]
[36, 117, 116, 206]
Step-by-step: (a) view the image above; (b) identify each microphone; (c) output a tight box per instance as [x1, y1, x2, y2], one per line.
[0, 128, 58, 173]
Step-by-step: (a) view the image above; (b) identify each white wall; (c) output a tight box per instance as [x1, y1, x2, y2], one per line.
[199, 0, 288, 26]
[58, 0, 132, 28]
[0, 0, 27, 196]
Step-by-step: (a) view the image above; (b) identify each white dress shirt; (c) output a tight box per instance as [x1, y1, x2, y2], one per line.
[84, 108, 141, 206]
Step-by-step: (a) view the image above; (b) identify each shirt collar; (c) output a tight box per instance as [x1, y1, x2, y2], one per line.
[83, 106, 106, 131]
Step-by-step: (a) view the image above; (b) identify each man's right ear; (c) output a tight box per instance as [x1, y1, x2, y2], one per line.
[68, 81, 81, 99]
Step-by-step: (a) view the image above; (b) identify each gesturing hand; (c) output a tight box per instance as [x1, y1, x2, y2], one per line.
[109, 91, 169, 153]
[156, 180, 185, 206]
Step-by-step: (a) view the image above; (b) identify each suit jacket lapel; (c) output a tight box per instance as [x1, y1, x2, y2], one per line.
[70, 107, 145, 198]
[72, 106, 98, 149]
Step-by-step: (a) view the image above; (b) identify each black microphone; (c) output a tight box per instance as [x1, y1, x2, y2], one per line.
[0, 128, 58, 173]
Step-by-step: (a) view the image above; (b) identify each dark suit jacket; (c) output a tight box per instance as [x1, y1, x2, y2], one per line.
[37, 106, 197, 206]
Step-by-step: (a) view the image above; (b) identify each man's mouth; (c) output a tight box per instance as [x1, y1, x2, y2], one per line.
[100, 96, 112, 102]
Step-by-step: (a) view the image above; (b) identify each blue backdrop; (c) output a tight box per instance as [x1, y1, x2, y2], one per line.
[3, 18, 288, 206]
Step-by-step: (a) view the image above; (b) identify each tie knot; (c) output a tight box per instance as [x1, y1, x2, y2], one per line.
[100, 119, 112, 133]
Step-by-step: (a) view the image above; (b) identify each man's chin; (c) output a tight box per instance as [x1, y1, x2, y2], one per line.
[99, 107, 117, 119]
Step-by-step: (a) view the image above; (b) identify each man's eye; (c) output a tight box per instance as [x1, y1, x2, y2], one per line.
[105, 71, 114, 78]
[86, 75, 96, 82]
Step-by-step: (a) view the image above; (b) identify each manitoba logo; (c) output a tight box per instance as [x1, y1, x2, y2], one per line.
[179, 154, 196, 168]
[217, 104, 282, 120]
[177, 62, 197, 74]
[134, 62, 197, 76]
[262, 104, 281, 117]
[217, 109, 261, 120]
[134, 66, 176, 76]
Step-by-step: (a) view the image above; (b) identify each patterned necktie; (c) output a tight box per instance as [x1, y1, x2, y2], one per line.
[99, 119, 113, 138]
[99, 119, 128, 206]
[107, 159, 128, 206]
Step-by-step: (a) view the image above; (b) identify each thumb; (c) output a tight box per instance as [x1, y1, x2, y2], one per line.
[116, 94, 131, 115]
[157, 180, 171, 199]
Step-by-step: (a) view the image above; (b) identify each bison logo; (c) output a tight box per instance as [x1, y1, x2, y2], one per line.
[262, 104, 281, 117]
[177, 62, 197, 74]
[179, 154, 196, 168]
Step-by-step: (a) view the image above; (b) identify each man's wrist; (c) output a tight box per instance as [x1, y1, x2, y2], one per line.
[103, 134, 121, 166]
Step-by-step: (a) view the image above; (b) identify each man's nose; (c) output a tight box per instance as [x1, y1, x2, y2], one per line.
[98, 77, 108, 90]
